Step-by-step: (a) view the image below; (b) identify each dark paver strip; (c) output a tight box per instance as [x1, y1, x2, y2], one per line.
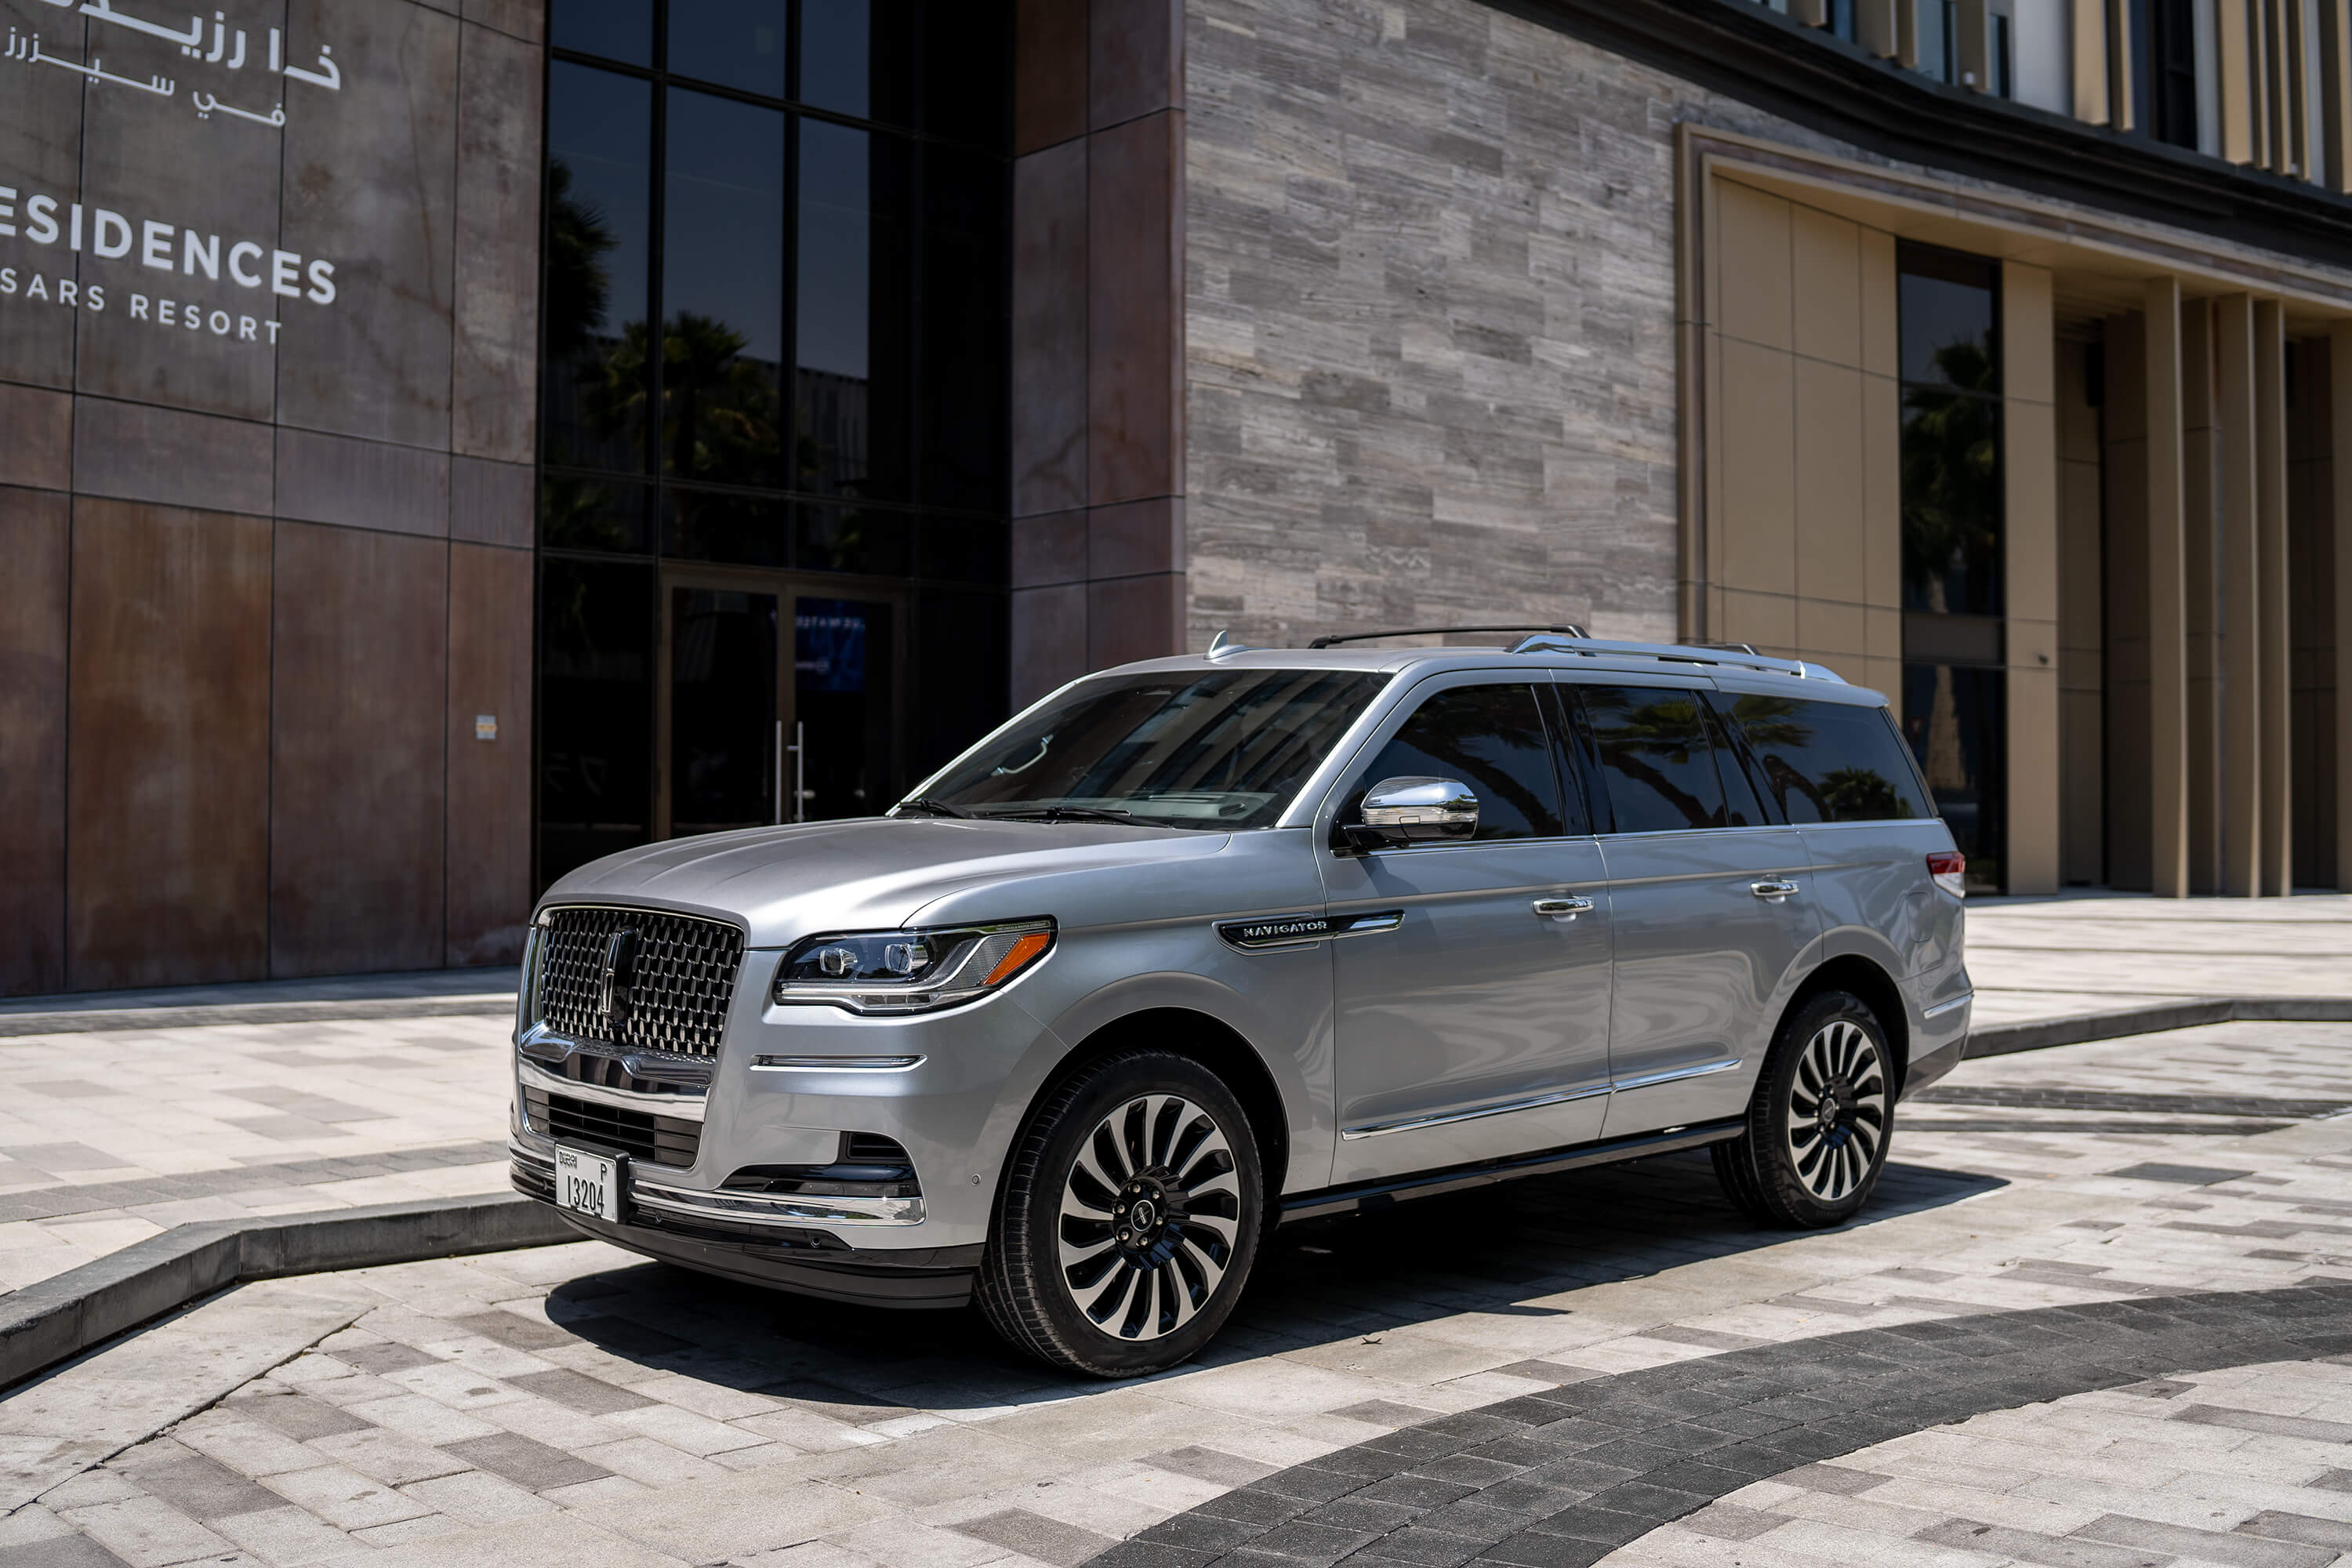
[1912, 1086, 2352, 1118]
[1083, 1283, 2352, 1568]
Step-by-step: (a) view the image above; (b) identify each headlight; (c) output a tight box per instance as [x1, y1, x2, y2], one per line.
[771, 918, 1055, 1014]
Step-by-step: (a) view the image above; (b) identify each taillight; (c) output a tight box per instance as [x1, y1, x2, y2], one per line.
[1926, 851, 1965, 898]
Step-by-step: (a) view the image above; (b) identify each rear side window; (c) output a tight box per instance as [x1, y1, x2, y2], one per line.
[1715, 694, 1933, 823]
[1354, 683, 1569, 840]
[1572, 684, 1734, 833]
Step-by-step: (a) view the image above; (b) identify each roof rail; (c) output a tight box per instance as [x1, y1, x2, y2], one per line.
[1507, 631, 1840, 681]
[1307, 623, 1592, 648]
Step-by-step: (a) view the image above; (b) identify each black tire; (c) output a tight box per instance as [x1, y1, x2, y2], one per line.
[976, 1047, 1265, 1377]
[1712, 989, 1893, 1228]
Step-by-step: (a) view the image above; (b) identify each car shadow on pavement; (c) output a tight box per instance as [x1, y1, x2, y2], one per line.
[533, 1149, 2004, 1422]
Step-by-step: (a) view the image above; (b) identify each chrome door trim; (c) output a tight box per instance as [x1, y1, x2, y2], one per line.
[1922, 991, 1973, 1019]
[1341, 1081, 1613, 1141]
[1610, 1057, 1743, 1093]
[518, 1057, 710, 1123]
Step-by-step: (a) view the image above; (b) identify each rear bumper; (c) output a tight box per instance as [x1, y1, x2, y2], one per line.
[510, 1148, 979, 1308]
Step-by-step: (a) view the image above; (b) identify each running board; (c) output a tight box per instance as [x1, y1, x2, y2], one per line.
[1279, 1118, 1748, 1224]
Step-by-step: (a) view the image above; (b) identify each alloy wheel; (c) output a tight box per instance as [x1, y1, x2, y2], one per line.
[1055, 1093, 1241, 1341]
[1785, 1018, 1886, 1202]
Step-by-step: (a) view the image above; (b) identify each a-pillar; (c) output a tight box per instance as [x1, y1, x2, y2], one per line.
[2256, 301, 2293, 893]
[2144, 278, 2192, 897]
[2216, 294, 2263, 894]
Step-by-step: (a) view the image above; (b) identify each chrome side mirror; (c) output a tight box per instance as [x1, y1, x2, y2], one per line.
[1345, 776, 1479, 851]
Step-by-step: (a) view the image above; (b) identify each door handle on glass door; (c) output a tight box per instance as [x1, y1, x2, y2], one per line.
[1750, 879, 1800, 902]
[1532, 896, 1595, 920]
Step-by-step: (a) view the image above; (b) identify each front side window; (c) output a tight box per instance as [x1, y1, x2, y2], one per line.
[1716, 695, 1933, 824]
[917, 671, 1388, 829]
[1573, 684, 1735, 834]
[1349, 684, 1570, 841]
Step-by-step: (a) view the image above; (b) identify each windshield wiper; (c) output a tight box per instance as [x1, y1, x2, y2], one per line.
[993, 804, 1133, 823]
[894, 797, 976, 819]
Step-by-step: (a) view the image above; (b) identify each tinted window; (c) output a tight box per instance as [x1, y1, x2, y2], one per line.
[1721, 695, 1933, 825]
[1575, 685, 1729, 833]
[1356, 685, 1566, 841]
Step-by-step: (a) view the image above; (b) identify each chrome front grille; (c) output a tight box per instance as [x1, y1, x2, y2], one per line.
[534, 906, 745, 1058]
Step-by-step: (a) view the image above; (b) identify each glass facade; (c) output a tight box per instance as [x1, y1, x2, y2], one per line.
[536, 0, 1011, 887]
[1897, 242, 2005, 891]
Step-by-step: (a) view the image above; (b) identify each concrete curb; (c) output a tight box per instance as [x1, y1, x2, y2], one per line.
[1967, 996, 2352, 1057]
[0, 1192, 573, 1392]
[0, 996, 514, 1037]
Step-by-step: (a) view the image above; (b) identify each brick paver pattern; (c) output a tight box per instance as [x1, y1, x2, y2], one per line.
[4, 1016, 2352, 1565]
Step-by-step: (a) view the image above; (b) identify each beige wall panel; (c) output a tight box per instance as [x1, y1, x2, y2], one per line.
[1791, 206, 1863, 369]
[1716, 180, 1794, 352]
[2256, 299, 2292, 893]
[2220, 0, 2255, 162]
[2217, 292, 2263, 895]
[1861, 372, 1903, 610]
[1797, 599, 1867, 666]
[1719, 589, 1798, 655]
[2006, 400, 2061, 626]
[1795, 360, 1868, 606]
[2002, 263, 2056, 405]
[2146, 278, 2190, 898]
[1867, 606, 1903, 661]
[1859, 228, 1899, 380]
[1718, 338, 1798, 597]
[2009, 665, 2061, 895]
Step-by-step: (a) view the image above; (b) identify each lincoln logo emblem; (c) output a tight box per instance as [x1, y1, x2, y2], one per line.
[598, 927, 640, 1030]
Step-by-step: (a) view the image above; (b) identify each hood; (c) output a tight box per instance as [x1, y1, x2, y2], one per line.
[539, 817, 1230, 946]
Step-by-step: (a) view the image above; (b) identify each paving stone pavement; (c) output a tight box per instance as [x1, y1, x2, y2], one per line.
[6, 1018, 2352, 1566]
[0, 891, 2339, 1298]
[0, 1014, 514, 1292]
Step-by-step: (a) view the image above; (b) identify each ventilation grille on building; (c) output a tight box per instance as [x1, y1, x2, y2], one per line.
[535, 906, 745, 1058]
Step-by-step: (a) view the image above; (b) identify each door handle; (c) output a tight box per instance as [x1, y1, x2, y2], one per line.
[1750, 879, 1800, 902]
[1533, 896, 1595, 920]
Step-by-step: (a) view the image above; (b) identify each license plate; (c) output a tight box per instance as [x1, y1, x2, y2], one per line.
[554, 1145, 621, 1221]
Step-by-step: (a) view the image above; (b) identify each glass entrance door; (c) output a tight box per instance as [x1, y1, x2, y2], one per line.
[658, 570, 904, 839]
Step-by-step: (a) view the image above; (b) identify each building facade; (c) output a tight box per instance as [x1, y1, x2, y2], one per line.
[4, 0, 2350, 996]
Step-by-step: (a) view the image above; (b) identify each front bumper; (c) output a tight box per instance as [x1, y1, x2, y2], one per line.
[510, 1141, 980, 1308]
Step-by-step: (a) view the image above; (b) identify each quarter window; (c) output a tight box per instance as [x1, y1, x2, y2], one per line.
[1354, 684, 1569, 841]
[1716, 695, 1933, 824]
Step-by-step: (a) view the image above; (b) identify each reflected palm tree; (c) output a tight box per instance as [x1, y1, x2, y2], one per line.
[1590, 696, 1717, 829]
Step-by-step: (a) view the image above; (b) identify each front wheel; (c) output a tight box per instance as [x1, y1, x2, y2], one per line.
[1712, 989, 1893, 1227]
[976, 1048, 1264, 1377]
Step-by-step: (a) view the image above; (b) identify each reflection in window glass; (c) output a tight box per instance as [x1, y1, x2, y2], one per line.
[798, 503, 910, 576]
[800, 0, 871, 117]
[1897, 249, 1998, 389]
[1356, 685, 1567, 841]
[917, 143, 1007, 510]
[1577, 685, 1730, 833]
[667, 0, 786, 97]
[664, 487, 789, 566]
[543, 64, 652, 474]
[798, 122, 909, 499]
[540, 557, 655, 883]
[1900, 245, 2002, 618]
[662, 89, 786, 488]
[1718, 695, 1932, 824]
[551, 0, 652, 64]
[1904, 664, 2004, 891]
[542, 476, 654, 554]
[923, 672, 1390, 830]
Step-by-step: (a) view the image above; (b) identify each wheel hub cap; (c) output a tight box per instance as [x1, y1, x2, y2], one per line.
[1784, 1022, 1887, 1203]
[1056, 1094, 1243, 1341]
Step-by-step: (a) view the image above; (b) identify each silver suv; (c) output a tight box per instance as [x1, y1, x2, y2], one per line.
[511, 630, 1970, 1377]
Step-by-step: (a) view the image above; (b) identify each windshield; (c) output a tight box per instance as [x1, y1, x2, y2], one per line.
[910, 670, 1390, 829]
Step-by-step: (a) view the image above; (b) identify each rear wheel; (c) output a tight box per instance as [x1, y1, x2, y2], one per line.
[1712, 989, 1893, 1227]
[977, 1049, 1264, 1377]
